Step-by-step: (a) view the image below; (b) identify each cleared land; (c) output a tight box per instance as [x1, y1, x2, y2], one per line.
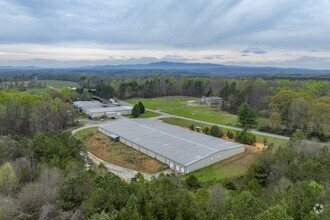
[40, 80, 80, 89]
[160, 117, 287, 146]
[26, 87, 53, 95]
[75, 127, 167, 173]
[126, 96, 270, 128]
[162, 105, 238, 126]
[129, 110, 161, 118]
[125, 96, 200, 110]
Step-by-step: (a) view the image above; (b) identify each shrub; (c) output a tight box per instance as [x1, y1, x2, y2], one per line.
[185, 174, 201, 190]
[235, 128, 256, 145]
[210, 126, 224, 138]
[227, 130, 234, 139]
[138, 101, 145, 114]
[72, 121, 80, 127]
[131, 104, 140, 118]
[190, 124, 194, 130]
[204, 127, 209, 134]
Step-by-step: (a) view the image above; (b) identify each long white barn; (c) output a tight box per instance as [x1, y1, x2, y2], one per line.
[99, 119, 244, 174]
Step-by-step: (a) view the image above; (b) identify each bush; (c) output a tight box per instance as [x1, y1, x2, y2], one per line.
[138, 101, 145, 114]
[235, 128, 256, 145]
[227, 130, 234, 139]
[185, 174, 201, 190]
[72, 121, 80, 127]
[210, 126, 224, 138]
[131, 104, 141, 118]
[190, 124, 194, 130]
[204, 127, 209, 134]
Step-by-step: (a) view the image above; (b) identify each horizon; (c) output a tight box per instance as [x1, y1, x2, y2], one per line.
[2, 60, 330, 71]
[1, 1, 330, 69]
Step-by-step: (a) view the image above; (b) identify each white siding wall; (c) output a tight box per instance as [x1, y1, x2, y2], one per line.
[186, 146, 245, 173]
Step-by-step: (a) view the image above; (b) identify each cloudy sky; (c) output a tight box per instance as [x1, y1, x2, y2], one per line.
[1, 0, 330, 69]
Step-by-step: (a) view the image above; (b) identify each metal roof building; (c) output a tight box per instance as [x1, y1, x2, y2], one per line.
[99, 119, 244, 174]
[73, 101, 132, 118]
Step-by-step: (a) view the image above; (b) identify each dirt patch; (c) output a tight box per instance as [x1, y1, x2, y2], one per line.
[86, 133, 168, 174]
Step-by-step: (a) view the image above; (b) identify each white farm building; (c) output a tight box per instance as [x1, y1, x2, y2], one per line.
[99, 119, 244, 174]
[73, 101, 132, 118]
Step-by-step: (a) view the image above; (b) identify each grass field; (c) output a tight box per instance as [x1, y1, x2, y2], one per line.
[163, 105, 238, 126]
[75, 127, 167, 173]
[125, 96, 200, 110]
[128, 111, 161, 118]
[40, 80, 80, 89]
[26, 87, 53, 95]
[160, 117, 287, 146]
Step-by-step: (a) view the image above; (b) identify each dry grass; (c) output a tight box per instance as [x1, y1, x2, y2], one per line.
[86, 133, 167, 173]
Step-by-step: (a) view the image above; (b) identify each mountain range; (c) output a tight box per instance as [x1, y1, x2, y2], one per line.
[1, 61, 330, 75]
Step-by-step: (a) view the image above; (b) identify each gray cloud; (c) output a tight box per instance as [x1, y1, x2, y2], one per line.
[241, 48, 266, 54]
[203, 55, 224, 60]
[0, 0, 330, 68]
[0, 0, 329, 50]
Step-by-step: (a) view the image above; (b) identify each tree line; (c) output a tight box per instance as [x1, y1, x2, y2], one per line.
[85, 76, 329, 141]
[0, 88, 75, 136]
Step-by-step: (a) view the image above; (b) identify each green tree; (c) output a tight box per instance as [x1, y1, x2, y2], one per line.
[270, 112, 282, 129]
[0, 162, 18, 195]
[185, 174, 201, 190]
[125, 195, 140, 217]
[227, 191, 264, 219]
[90, 210, 118, 220]
[138, 101, 145, 114]
[255, 205, 292, 220]
[57, 176, 86, 210]
[131, 104, 140, 118]
[237, 102, 257, 127]
[210, 125, 224, 138]
[194, 188, 216, 220]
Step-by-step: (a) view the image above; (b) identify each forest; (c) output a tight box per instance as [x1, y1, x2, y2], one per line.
[0, 73, 329, 219]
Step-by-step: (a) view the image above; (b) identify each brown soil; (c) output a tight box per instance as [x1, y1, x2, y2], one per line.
[86, 133, 168, 173]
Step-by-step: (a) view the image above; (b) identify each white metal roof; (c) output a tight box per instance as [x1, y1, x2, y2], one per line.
[99, 119, 244, 166]
[73, 101, 132, 113]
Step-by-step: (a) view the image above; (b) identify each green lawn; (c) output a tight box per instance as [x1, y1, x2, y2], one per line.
[125, 96, 200, 110]
[74, 127, 98, 143]
[136, 111, 162, 118]
[40, 80, 80, 90]
[183, 148, 256, 183]
[163, 105, 238, 126]
[26, 87, 53, 95]
[160, 117, 287, 146]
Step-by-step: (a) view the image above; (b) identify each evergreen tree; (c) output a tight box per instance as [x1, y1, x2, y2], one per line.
[0, 162, 18, 195]
[237, 102, 258, 127]
[138, 101, 145, 114]
[132, 104, 141, 118]
[210, 125, 224, 138]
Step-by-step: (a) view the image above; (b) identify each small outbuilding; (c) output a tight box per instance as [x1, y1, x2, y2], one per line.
[99, 119, 244, 174]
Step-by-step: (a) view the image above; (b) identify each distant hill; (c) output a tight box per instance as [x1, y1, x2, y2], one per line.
[81, 61, 226, 70]
[1, 62, 330, 76]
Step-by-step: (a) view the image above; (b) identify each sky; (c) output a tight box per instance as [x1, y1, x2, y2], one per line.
[0, 0, 330, 69]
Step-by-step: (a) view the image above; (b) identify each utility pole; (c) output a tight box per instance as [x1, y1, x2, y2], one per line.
[192, 112, 195, 127]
